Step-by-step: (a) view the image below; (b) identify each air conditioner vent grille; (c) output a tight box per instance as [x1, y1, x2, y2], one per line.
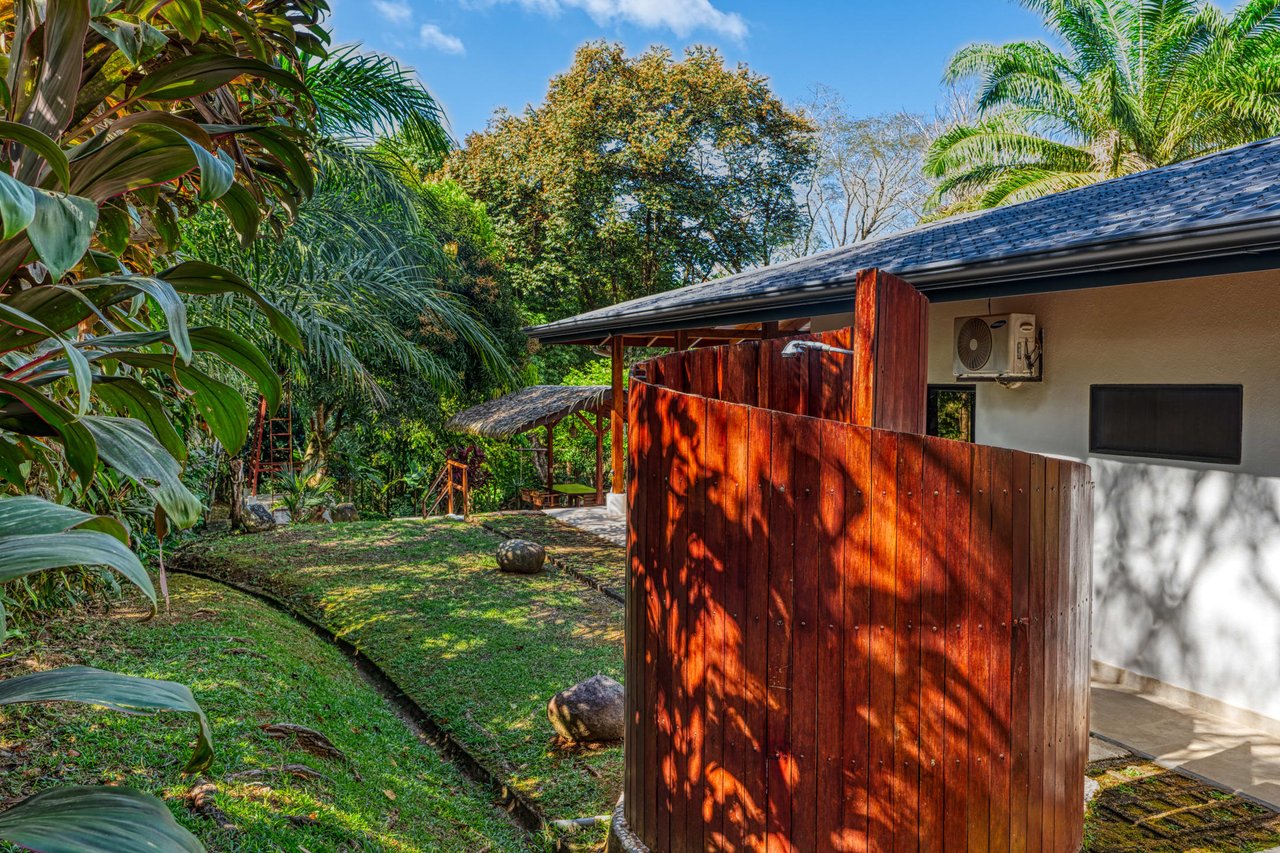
[957, 317, 993, 372]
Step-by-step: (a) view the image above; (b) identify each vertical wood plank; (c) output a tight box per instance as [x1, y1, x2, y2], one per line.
[704, 401, 728, 847]
[968, 443, 993, 853]
[892, 433, 923, 852]
[625, 378, 645, 837]
[1027, 455, 1046, 853]
[1009, 452, 1032, 853]
[791, 419, 823, 852]
[842, 425, 873, 853]
[721, 403, 751, 848]
[744, 406, 773, 849]
[942, 441, 972, 853]
[867, 429, 898, 853]
[989, 449, 1014, 853]
[816, 420, 848, 851]
[918, 440, 948, 849]
[684, 395, 708, 853]
[765, 411, 796, 852]
[1042, 459, 1061, 853]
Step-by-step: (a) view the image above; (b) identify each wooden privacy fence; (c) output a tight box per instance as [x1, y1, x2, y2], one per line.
[621, 269, 1093, 852]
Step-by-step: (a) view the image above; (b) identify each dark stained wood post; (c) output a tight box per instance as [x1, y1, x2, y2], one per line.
[611, 335, 625, 495]
[545, 422, 555, 497]
[595, 409, 605, 505]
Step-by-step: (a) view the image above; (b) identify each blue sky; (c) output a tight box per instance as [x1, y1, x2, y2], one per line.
[327, 0, 1049, 140]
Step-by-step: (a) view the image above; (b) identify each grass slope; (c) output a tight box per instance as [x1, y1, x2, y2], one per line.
[0, 574, 531, 852]
[183, 518, 625, 825]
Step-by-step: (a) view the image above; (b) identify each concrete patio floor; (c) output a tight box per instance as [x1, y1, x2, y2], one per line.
[542, 505, 626, 546]
[1091, 679, 1280, 811]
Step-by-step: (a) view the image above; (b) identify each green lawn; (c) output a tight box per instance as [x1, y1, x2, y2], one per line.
[0, 574, 531, 853]
[180, 517, 626, 830]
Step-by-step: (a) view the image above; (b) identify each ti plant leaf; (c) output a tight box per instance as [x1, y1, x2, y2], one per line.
[81, 416, 203, 529]
[0, 666, 213, 773]
[28, 191, 98, 282]
[0, 785, 202, 853]
[0, 529, 153, 600]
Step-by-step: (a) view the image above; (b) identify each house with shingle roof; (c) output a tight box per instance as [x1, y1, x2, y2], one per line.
[526, 135, 1280, 735]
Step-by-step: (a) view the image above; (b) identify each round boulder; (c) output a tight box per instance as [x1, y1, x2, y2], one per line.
[547, 674, 624, 743]
[332, 503, 359, 522]
[241, 501, 276, 533]
[496, 539, 546, 574]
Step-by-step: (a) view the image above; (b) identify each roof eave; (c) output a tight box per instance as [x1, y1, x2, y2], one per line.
[526, 222, 1280, 345]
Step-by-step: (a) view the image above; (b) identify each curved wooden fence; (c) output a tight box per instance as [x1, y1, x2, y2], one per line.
[622, 270, 1093, 852]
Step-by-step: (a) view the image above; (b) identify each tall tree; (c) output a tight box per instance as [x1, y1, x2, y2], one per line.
[926, 0, 1280, 213]
[794, 86, 932, 255]
[446, 42, 815, 320]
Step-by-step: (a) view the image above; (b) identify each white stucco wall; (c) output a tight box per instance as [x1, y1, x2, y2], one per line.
[921, 272, 1280, 722]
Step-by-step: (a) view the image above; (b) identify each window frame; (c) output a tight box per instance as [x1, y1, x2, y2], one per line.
[927, 383, 977, 443]
[1088, 383, 1243, 465]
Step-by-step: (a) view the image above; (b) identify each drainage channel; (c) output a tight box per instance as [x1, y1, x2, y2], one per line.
[168, 562, 554, 844]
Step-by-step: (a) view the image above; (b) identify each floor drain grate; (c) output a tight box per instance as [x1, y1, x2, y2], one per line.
[1093, 764, 1280, 849]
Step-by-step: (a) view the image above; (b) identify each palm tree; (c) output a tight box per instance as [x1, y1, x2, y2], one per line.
[925, 0, 1280, 213]
[187, 48, 513, 472]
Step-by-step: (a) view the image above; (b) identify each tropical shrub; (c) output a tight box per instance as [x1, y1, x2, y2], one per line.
[0, 0, 328, 847]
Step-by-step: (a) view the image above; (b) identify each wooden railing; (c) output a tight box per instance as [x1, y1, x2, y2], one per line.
[622, 269, 1092, 852]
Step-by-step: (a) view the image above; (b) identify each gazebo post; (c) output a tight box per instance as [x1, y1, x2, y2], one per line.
[545, 422, 555, 498]
[610, 336, 624, 496]
[595, 410, 604, 505]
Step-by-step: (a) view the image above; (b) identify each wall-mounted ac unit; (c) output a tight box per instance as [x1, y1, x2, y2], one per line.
[953, 313, 1041, 382]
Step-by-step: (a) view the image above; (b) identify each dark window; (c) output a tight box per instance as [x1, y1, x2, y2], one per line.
[928, 384, 976, 443]
[1089, 384, 1243, 464]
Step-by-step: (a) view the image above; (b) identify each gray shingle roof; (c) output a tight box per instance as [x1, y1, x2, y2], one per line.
[529, 136, 1280, 343]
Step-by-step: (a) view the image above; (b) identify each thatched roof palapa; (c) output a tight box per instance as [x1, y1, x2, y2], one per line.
[445, 385, 613, 439]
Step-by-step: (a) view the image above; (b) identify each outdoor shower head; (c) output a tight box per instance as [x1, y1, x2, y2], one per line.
[780, 340, 857, 359]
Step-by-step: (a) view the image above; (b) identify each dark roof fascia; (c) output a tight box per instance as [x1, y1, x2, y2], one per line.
[527, 222, 1280, 344]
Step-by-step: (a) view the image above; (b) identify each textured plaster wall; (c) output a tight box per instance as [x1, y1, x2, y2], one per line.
[921, 272, 1280, 721]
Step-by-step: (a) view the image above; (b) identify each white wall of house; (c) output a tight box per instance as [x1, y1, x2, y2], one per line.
[920, 271, 1280, 723]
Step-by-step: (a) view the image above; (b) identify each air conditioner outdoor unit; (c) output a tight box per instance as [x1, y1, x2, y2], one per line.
[953, 313, 1041, 382]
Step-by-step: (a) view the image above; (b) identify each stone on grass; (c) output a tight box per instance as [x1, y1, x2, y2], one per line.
[1084, 776, 1100, 805]
[333, 503, 359, 522]
[547, 675, 624, 743]
[496, 539, 546, 574]
[241, 502, 276, 533]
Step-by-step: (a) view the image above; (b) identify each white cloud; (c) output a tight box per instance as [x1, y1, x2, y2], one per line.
[476, 0, 747, 39]
[372, 0, 414, 23]
[420, 23, 467, 54]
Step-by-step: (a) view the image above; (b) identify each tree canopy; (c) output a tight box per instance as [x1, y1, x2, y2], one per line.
[445, 42, 815, 321]
[926, 0, 1280, 212]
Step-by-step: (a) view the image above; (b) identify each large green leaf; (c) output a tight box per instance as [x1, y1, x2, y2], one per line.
[0, 303, 94, 415]
[89, 17, 170, 66]
[93, 377, 186, 462]
[0, 495, 127, 543]
[189, 326, 282, 412]
[28, 191, 99, 282]
[123, 276, 191, 363]
[248, 127, 314, 197]
[0, 529, 152, 599]
[160, 261, 303, 349]
[113, 354, 250, 453]
[81, 416, 202, 529]
[0, 171, 35, 241]
[160, 0, 204, 43]
[0, 436, 29, 487]
[0, 121, 71, 191]
[95, 201, 130, 257]
[0, 378, 97, 483]
[132, 52, 309, 101]
[19, 0, 91, 141]
[0, 785, 202, 852]
[212, 181, 260, 245]
[188, 142, 234, 202]
[0, 666, 213, 773]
